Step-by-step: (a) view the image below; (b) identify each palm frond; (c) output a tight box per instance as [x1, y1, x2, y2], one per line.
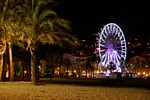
[46, 33, 56, 44]
[38, 0, 56, 6]
[38, 9, 57, 24]
[36, 33, 45, 42]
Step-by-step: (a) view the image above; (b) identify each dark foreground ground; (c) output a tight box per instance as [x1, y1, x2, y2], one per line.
[39, 77, 150, 89]
[1, 80, 150, 100]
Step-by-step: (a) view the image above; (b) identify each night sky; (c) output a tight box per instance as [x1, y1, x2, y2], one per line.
[53, 0, 150, 59]
[54, 0, 150, 42]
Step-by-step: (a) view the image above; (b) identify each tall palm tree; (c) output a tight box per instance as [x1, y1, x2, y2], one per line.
[20, 0, 78, 84]
[0, 0, 23, 81]
[0, 0, 7, 81]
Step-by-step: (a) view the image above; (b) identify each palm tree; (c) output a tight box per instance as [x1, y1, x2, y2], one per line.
[85, 54, 97, 78]
[61, 58, 72, 78]
[133, 58, 140, 73]
[19, 0, 78, 85]
[0, 0, 7, 81]
[0, 0, 17, 81]
[0, 0, 24, 81]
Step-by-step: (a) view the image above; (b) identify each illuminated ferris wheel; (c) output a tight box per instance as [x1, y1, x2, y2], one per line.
[96, 23, 127, 72]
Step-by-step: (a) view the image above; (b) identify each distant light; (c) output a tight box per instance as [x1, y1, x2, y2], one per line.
[85, 45, 88, 48]
[138, 43, 141, 46]
[39, 66, 41, 68]
[75, 41, 78, 43]
[135, 38, 138, 41]
[96, 71, 99, 74]
[127, 42, 130, 45]
[24, 70, 27, 74]
[81, 40, 86, 42]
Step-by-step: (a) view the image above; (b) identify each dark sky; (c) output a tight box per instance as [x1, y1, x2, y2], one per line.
[54, 0, 150, 44]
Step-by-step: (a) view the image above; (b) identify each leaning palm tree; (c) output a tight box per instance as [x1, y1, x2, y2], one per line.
[20, 0, 78, 85]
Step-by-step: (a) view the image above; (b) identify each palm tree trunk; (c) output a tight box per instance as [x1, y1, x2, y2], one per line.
[8, 42, 14, 81]
[86, 65, 87, 78]
[0, 54, 4, 81]
[67, 66, 68, 78]
[30, 50, 37, 85]
[0, 42, 6, 81]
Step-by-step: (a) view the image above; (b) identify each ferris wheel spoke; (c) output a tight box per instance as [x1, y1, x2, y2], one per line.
[104, 29, 109, 36]
[96, 37, 99, 41]
[114, 53, 119, 64]
[111, 25, 114, 33]
[114, 33, 118, 39]
[115, 34, 120, 41]
[108, 25, 112, 32]
[100, 43, 106, 47]
[119, 35, 123, 40]
[115, 49, 123, 55]
[101, 54, 106, 63]
[108, 28, 112, 34]
[114, 27, 118, 35]
[116, 53, 121, 59]
[115, 29, 119, 35]
[102, 42, 105, 46]
[107, 28, 111, 34]
[105, 27, 109, 33]
[115, 49, 122, 54]
[100, 38, 106, 43]
[114, 40, 121, 45]
[114, 44, 121, 48]
[100, 50, 106, 53]
[101, 33, 106, 39]
[114, 49, 121, 52]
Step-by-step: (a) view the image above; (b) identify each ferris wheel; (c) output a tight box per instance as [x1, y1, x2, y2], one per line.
[95, 23, 127, 72]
